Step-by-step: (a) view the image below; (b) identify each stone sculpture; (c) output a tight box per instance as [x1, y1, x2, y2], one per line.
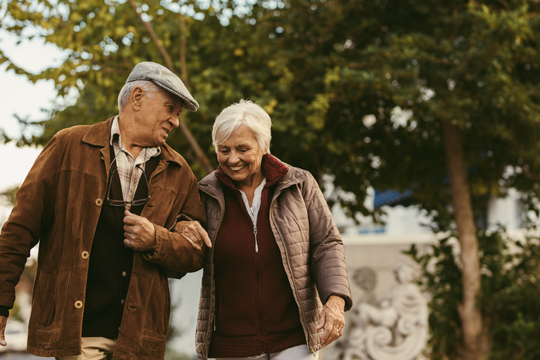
[352, 267, 378, 306]
[326, 260, 428, 360]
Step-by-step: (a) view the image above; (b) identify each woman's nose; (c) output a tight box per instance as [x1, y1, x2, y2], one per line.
[228, 151, 239, 163]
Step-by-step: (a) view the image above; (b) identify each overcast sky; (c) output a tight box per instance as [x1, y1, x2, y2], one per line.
[0, 29, 65, 192]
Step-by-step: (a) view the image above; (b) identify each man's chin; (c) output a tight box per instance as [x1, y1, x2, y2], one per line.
[155, 136, 167, 146]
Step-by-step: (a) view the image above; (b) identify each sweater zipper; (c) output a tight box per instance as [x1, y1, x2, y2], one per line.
[254, 225, 265, 353]
[248, 195, 264, 351]
[254, 225, 259, 253]
[270, 190, 312, 352]
[199, 189, 225, 359]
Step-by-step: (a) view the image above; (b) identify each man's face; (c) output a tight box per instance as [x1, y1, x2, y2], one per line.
[136, 89, 183, 147]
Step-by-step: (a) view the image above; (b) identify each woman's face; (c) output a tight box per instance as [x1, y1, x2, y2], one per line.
[216, 124, 266, 187]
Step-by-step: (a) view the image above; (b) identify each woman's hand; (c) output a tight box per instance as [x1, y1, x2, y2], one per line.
[175, 220, 212, 249]
[317, 295, 346, 347]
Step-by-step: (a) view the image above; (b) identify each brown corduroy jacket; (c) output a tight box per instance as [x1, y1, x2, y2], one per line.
[0, 118, 207, 359]
[196, 155, 353, 359]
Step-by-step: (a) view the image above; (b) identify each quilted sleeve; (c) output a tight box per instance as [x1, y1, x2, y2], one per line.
[302, 172, 353, 311]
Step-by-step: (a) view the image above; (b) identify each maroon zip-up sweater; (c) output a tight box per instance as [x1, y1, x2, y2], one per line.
[208, 154, 306, 357]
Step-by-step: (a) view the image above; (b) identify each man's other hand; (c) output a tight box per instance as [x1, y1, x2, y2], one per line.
[123, 210, 156, 252]
[176, 221, 212, 250]
[0, 315, 7, 346]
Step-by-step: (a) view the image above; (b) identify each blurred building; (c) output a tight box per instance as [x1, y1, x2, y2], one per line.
[0, 181, 527, 358]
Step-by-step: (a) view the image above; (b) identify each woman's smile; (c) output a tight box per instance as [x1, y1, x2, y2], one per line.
[229, 165, 247, 171]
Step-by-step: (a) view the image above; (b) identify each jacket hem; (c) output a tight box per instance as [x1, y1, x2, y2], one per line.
[27, 345, 81, 357]
[209, 329, 306, 358]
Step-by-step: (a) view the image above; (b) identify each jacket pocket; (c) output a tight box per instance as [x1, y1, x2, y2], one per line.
[142, 273, 170, 337]
[140, 332, 167, 357]
[36, 272, 55, 327]
[35, 326, 61, 344]
[36, 271, 71, 330]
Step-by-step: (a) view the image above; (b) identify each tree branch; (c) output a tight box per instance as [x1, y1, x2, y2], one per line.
[179, 12, 190, 88]
[179, 113, 214, 174]
[126, 0, 213, 175]
[127, 0, 175, 72]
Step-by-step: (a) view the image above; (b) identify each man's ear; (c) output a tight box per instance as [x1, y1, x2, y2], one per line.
[131, 86, 144, 111]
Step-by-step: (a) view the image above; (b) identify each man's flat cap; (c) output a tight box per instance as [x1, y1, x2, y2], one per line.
[126, 62, 199, 112]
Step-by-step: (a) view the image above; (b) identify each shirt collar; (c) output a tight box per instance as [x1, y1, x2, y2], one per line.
[110, 116, 161, 157]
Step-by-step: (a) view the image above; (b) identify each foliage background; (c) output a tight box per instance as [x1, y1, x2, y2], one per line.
[406, 230, 540, 360]
[3, 0, 540, 358]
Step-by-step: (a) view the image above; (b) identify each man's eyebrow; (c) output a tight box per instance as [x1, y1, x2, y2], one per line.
[164, 98, 181, 107]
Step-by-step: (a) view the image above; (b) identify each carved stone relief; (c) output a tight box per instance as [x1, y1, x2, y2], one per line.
[326, 260, 428, 360]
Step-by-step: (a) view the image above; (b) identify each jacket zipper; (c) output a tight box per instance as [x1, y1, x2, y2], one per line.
[270, 190, 312, 352]
[199, 189, 225, 359]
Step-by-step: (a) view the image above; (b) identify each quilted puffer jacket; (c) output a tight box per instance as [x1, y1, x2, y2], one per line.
[196, 155, 352, 359]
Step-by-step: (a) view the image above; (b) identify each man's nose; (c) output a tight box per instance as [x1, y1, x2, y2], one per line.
[170, 116, 180, 129]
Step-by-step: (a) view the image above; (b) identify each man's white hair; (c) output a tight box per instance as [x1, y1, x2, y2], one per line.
[117, 80, 162, 112]
[212, 99, 272, 153]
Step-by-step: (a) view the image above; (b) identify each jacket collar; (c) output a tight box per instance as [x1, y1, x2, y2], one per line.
[81, 116, 184, 167]
[199, 154, 308, 202]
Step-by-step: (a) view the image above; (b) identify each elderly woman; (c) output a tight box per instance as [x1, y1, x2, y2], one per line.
[196, 100, 352, 360]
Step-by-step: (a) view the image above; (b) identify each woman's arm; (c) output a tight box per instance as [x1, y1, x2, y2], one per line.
[301, 171, 353, 346]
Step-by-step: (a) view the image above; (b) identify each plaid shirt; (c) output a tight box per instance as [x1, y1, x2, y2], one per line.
[110, 116, 161, 208]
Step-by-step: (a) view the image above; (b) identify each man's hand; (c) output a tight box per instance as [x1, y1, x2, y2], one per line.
[123, 210, 156, 252]
[317, 295, 346, 347]
[0, 315, 7, 346]
[175, 221, 212, 250]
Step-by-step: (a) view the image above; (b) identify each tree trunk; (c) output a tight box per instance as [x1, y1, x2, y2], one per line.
[441, 120, 489, 360]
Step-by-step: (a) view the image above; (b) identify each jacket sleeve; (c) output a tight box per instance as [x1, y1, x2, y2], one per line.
[144, 170, 207, 273]
[302, 172, 353, 311]
[0, 135, 60, 310]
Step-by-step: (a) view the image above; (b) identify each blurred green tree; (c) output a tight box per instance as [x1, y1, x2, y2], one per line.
[406, 229, 540, 360]
[3, 0, 540, 358]
[316, 2, 540, 358]
[0, 185, 19, 206]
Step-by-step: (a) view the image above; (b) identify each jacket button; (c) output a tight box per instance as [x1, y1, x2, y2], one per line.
[95, 199, 103, 207]
[122, 271, 127, 278]
[81, 251, 89, 260]
[121, 299, 125, 305]
[74, 301, 83, 309]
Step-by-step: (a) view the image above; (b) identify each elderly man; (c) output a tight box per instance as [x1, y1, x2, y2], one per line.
[0, 62, 211, 359]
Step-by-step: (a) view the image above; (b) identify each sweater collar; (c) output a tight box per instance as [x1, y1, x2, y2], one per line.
[214, 153, 289, 190]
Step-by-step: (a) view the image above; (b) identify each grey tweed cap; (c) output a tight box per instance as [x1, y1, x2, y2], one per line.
[126, 62, 199, 112]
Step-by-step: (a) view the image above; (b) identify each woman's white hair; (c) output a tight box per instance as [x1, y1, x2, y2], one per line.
[212, 99, 272, 153]
[117, 80, 162, 112]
